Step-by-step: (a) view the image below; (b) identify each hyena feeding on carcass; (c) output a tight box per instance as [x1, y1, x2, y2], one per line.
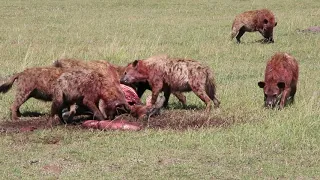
[120, 55, 220, 111]
[54, 58, 167, 120]
[258, 52, 299, 109]
[0, 67, 65, 120]
[55, 58, 185, 107]
[53, 59, 135, 120]
[231, 9, 277, 43]
[51, 68, 130, 125]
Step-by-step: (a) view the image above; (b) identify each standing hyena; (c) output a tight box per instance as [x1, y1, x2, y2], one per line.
[120, 55, 220, 111]
[51, 69, 130, 124]
[0, 67, 65, 120]
[258, 52, 299, 109]
[120, 63, 187, 107]
[231, 9, 277, 43]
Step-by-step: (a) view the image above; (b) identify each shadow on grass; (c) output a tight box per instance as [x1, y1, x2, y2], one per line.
[0, 108, 234, 133]
[142, 109, 233, 130]
[21, 111, 46, 117]
[237, 39, 274, 44]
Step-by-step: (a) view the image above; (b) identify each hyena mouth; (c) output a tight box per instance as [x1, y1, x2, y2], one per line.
[267, 93, 282, 109]
[115, 104, 130, 114]
[262, 37, 274, 43]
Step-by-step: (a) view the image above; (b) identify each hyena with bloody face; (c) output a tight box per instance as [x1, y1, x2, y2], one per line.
[51, 69, 130, 124]
[120, 63, 187, 107]
[0, 67, 66, 120]
[231, 9, 277, 43]
[120, 55, 220, 111]
[258, 52, 299, 109]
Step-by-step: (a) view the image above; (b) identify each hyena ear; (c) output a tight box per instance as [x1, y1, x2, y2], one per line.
[258, 81, 265, 88]
[277, 82, 285, 89]
[263, 19, 268, 24]
[132, 60, 139, 67]
[274, 22, 277, 27]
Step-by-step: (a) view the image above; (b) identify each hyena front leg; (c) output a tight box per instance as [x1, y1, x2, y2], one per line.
[82, 98, 105, 120]
[163, 87, 171, 107]
[98, 99, 108, 119]
[150, 82, 163, 106]
[279, 89, 290, 109]
[50, 96, 64, 126]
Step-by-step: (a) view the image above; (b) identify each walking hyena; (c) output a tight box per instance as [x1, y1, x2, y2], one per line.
[231, 9, 277, 43]
[258, 52, 299, 109]
[0, 67, 65, 120]
[120, 55, 220, 111]
[51, 69, 130, 124]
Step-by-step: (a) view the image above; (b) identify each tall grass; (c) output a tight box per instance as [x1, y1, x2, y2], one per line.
[0, 0, 319, 179]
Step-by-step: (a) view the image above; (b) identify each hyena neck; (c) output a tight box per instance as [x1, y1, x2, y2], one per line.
[137, 61, 151, 79]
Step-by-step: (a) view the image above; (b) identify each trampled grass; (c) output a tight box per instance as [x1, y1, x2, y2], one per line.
[0, 0, 319, 179]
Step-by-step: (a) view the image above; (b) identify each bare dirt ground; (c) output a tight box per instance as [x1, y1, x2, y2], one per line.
[0, 109, 234, 133]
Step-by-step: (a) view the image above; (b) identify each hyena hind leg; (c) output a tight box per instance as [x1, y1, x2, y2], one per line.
[235, 27, 246, 43]
[173, 92, 187, 107]
[192, 90, 213, 112]
[11, 91, 32, 120]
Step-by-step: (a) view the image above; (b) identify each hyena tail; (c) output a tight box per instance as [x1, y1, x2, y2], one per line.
[205, 72, 220, 108]
[0, 73, 20, 93]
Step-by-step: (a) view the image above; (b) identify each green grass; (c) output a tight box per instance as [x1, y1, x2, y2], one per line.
[0, 0, 319, 179]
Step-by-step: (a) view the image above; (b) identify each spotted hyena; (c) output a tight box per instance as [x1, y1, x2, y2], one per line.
[120, 55, 220, 111]
[51, 69, 130, 124]
[0, 67, 65, 120]
[120, 63, 186, 107]
[258, 52, 299, 109]
[231, 9, 277, 43]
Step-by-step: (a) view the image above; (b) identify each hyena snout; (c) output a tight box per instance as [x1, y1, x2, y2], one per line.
[120, 77, 129, 84]
[262, 31, 274, 43]
[265, 97, 277, 108]
[266, 36, 274, 43]
[114, 101, 131, 114]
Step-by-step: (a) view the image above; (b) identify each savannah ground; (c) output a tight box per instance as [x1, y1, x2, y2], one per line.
[0, 0, 319, 179]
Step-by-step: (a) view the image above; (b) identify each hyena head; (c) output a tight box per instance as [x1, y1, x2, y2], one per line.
[260, 17, 277, 43]
[258, 81, 284, 108]
[99, 98, 130, 119]
[120, 60, 149, 85]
